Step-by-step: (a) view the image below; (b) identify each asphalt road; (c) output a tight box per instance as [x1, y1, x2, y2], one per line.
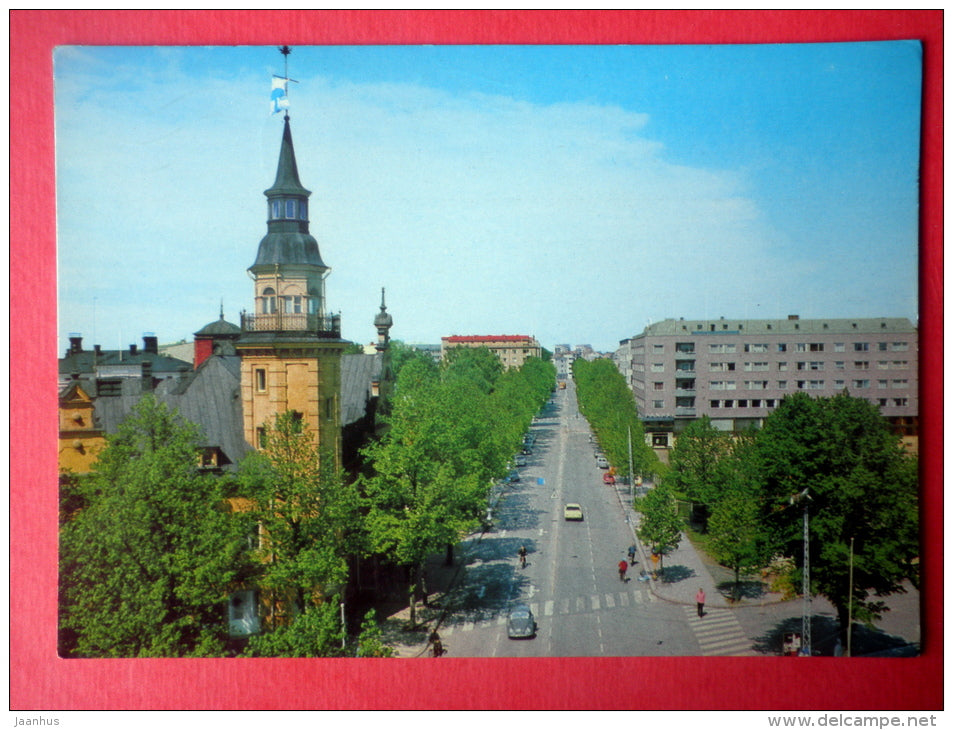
[436, 380, 697, 657]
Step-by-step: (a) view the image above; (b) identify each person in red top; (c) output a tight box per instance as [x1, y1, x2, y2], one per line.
[618, 560, 628, 582]
[695, 588, 706, 618]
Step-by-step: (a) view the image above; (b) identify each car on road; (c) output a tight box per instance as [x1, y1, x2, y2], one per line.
[563, 503, 584, 521]
[515, 454, 527, 467]
[507, 604, 537, 639]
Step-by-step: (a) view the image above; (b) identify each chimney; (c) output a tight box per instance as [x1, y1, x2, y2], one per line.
[129, 343, 138, 356]
[142, 333, 158, 355]
[93, 344, 102, 356]
[68, 333, 83, 355]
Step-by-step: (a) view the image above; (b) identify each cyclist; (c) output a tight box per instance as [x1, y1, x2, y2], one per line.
[518, 544, 527, 568]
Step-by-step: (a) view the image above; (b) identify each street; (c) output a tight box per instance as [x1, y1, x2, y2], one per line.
[434, 379, 698, 657]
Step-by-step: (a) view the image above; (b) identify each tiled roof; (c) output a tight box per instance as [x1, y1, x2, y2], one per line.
[442, 335, 534, 343]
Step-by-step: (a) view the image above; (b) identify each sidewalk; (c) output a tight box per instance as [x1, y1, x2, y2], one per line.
[606, 479, 778, 610]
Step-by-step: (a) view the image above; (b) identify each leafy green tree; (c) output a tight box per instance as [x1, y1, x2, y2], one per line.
[667, 416, 731, 521]
[243, 600, 345, 657]
[757, 392, 919, 638]
[355, 609, 394, 657]
[59, 396, 248, 657]
[636, 482, 683, 572]
[572, 358, 656, 481]
[238, 411, 361, 637]
[705, 430, 769, 598]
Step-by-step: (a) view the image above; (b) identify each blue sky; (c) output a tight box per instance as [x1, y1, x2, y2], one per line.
[55, 42, 921, 354]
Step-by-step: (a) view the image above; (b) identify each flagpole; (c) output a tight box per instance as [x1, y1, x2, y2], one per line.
[279, 45, 291, 119]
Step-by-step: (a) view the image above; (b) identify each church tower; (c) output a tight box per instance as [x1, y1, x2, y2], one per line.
[236, 107, 347, 468]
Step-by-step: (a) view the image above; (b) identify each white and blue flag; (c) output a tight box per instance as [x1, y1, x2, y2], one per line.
[271, 76, 289, 115]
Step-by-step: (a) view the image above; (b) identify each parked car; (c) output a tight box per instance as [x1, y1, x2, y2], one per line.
[515, 454, 527, 467]
[563, 503, 584, 521]
[603, 473, 615, 485]
[507, 604, 537, 639]
[596, 456, 609, 469]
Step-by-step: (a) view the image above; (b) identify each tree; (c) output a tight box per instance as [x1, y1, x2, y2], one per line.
[355, 609, 395, 657]
[667, 416, 731, 523]
[705, 430, 769, 599]
[572, 358, 657, 481]
[636, 482, 683, 572]
[237, 411, 360, 645]
[59, 396, 248, 657]
[757, 392, 919, 639]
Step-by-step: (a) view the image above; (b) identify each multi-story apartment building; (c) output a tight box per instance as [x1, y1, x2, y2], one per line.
[618, 315, 918, 452]
[441, 334, 542, 369]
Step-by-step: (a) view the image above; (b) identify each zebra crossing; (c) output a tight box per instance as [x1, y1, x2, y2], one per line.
[682, 605, 754, 656]
[439, 585, 657, 636]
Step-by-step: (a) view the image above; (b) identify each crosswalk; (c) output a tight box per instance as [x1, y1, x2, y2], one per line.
[682, 605, 754, 656]
[439, 586, 656, 637]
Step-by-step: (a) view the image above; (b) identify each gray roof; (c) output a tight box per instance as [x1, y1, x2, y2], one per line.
[341, 353, 382, 426]
[641, 317, 917, 338]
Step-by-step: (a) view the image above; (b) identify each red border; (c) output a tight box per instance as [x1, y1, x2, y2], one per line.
[11, 10, 942, 710]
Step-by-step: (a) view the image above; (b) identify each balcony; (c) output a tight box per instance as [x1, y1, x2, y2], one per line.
[241, 311, 341, 338]
[675, 407, 697, 417]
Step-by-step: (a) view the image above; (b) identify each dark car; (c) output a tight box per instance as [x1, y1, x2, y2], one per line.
[507, 604, 537, 639]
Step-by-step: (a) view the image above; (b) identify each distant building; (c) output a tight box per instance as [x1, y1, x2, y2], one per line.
[616, 315, 918, 454]
[441, 334, 542, 369]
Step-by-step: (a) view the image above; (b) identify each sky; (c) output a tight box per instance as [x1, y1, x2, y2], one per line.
[54, 42, 922, 354]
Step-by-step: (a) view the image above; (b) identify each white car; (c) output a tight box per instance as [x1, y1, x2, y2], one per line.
[563, 503, 584, 521]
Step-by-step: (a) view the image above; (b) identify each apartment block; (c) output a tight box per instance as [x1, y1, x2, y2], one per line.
[441, 334, 542, 369]
[617, 315, 918, 451]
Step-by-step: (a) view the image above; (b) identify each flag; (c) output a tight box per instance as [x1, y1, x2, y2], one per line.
[271, 76, 289, 115]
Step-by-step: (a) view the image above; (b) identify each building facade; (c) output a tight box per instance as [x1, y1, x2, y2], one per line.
[441, 334, 542, 369]
[235, 113, 349, 469]
[618, 315, 918, 452]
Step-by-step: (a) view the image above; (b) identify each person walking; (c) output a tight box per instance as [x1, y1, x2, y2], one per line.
[695, 587, 706, 618]
[618, 559, 628, 582]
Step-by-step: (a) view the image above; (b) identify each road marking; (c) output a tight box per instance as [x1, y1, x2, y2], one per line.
[575, 596, 586, 612]
[618, 592, 629, 607]
[604, 593, 616, 609]
[682, 606, 753, 656]
[559, 599, 570, 614]
[591, 594, 601, 611]
[544, 600, 554, 616]
[529, 602, 539, 615]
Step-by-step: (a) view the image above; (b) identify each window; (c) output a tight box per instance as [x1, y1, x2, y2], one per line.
[651, 363, 665, 372]
[877, 361, 889, 370]
[744, 362, 769, 372]
[737, 399, 748, 408]
[710, 381, 724, 390]
[766, 399, 776, 408]
[777, 343, 787, 352]
[778, 362, 788, 371]
[261, 287, 277, 314]
[652, 433, 668, 447]
[709, 343, 737, 353]
[893, 398, 908, 407]
[795, 343, 807, 352]
[652, 344, 664, 353]
[723, 399, 734, 408]
[796, 362, 807, 371]
[854, 361, 869, 370]
[744, 380, 768, 390]
[878, 342, 889, 351]
[299, 199, 307, 220]
[751, 399, 762, 407]
[778, 381, 787, 389]
[834, 343, 846, 352]
[852, 379, 869, 389]
[891, 342, 909, 351]
[675, 342, 695, 353]
[891, 361, 909, 370]
[285, 199, 296, 219]
[652, 400, 664, 409]
[835, 361, 845, 370]
[255, 368, 266, 392]
[877, 380, 888, 389]
[745, 343, 768, 353]
[270, 200, 281, 219]
[709, 362, 735, 372]
[891, 379, 908, 389]
[256, 426, 267, 449]
[809, 343, 824, 352]
[834, 380, 845, 388]
[710, 400, 720, 408]
[854, 342, 869, 352]
[654, 382, 664, 390]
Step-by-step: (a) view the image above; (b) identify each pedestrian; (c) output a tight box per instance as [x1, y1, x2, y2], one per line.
[695, 587, 706, 618]
[627, 544, 637, 565]
[618, 559, 628, 582]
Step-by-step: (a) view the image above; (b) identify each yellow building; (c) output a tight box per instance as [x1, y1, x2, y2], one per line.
[58, 381, 105, 474]
[441, 334, 542, 369]
[236, 113, 349, 473]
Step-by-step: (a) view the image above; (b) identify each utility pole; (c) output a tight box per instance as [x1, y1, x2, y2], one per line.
[847, 536, 854, 657]
[790, 488, 812, 656]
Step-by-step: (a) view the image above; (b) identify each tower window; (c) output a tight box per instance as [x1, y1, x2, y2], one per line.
[270, 200, 281, 220]
[285, 199, 296, 219]
[255, 368, 267, 393]
[299, 200, 307, 220]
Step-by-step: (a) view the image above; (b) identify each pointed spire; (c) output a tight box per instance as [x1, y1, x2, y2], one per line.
[265, 116, 310, 198]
